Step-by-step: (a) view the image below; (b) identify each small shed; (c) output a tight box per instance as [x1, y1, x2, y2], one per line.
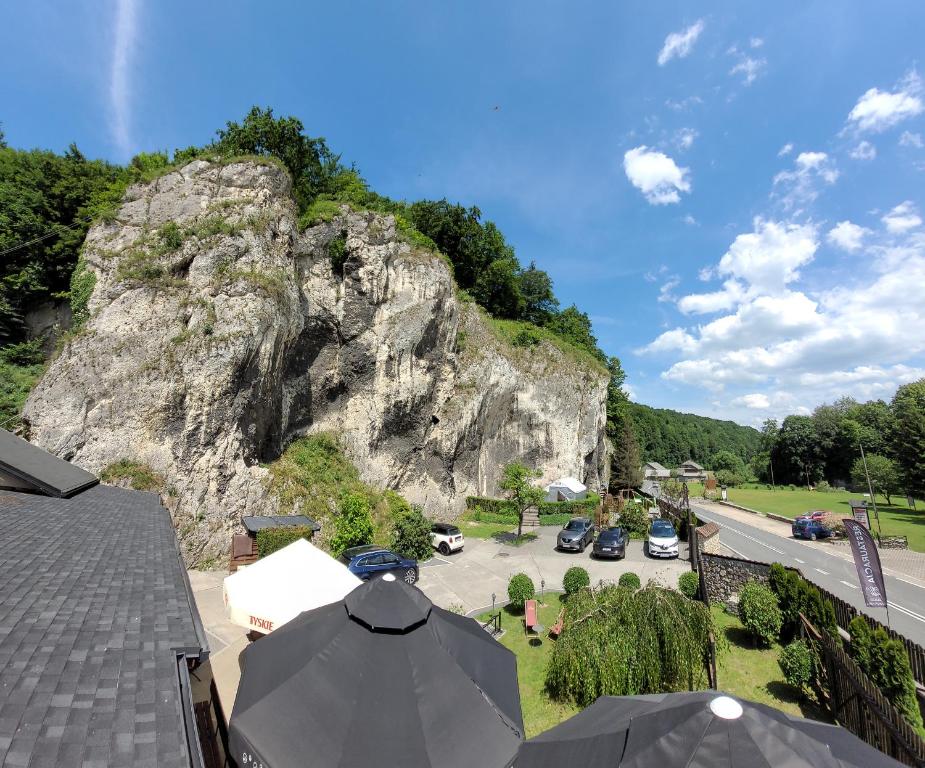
[230, 514, 321, 572]
[545, 476, 587, 502]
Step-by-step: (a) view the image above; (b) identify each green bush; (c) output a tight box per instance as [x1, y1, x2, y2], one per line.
[100, 459, 166, 492]
[507, 573, 535, 611]
[618, 502, 649, 536]
[738, 581, 782, 646]
[768, 563, 838, 642]
[390, 505, 433, 561]
[778, 640, 814, 693]
[512, 327, 541, 347]
[0, 339, 44, 366]
[563, 566, 590, 595]
[330, 492, 374, 555]
[678, 571, 700, 600]
[618, 572, 641, 590]
[255, 525, 316, 558]
[537, 496, 598, 516]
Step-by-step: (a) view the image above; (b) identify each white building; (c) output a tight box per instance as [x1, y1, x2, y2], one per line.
[544, 476, 587, 502]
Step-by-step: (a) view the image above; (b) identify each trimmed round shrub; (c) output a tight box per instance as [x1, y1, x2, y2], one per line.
[618, 572, 641, 590]
[507, 573, 535, 611]
[778, 640, 814, 692]
[738, 581, 783, 647]
[678, 571, 700, 600]
[563, 566, 590, 595]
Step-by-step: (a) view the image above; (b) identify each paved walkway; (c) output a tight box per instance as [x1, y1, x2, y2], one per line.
[699, 499, 925, 585]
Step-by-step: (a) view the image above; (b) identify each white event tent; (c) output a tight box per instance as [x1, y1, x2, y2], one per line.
[223, 538, 361, 634]
[544, 476, 587, 502]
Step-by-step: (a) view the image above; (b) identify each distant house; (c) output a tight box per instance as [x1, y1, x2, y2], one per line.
[642, 461, 670, 480]
[0, 428, 215, 767]
[545, 476, 587, 502]
[677, 460, 707, 481]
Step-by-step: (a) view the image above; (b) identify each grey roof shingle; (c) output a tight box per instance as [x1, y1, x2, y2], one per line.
[0, 430, 98, 498]
[0, 484, 207, 767]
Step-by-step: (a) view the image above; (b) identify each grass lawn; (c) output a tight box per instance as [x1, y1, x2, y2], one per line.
[457, 519, 515, 539]
[711, 605, 829, 721]
[697, 483, 925, 552]
[477, 598, 580, 737]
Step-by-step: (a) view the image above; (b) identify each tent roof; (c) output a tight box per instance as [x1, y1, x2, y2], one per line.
[242, 514, 320, 533]
[547, 476, 586, 492]
[229, 578, 524, 768]
[223, 539, 360, 633]
[0, 428, 98, 498]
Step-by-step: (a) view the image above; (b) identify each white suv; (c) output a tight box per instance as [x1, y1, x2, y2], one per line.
[431, 523, 465, 555]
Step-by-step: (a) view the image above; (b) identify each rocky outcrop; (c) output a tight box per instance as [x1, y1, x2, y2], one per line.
[23, 159, 608, 564]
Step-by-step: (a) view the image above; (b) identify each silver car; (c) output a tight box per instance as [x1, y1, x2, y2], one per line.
[557, 517, 595, 552]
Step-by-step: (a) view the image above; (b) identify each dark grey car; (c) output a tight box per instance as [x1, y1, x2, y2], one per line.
[557, 517, 595, 552]
[592, 526, 629, 559]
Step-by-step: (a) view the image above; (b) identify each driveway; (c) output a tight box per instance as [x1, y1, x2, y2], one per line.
[417, 525, 690, 613]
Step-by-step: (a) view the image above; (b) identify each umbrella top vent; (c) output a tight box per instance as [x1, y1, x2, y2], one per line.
[344, 574, 432, 631]
[708, 695, 743, 720]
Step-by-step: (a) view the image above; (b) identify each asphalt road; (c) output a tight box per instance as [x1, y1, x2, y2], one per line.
[694, 503, 925, 641]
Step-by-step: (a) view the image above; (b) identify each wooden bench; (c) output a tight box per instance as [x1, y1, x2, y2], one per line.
[524, 599, 539, 635]
[548, 609, 565, 639]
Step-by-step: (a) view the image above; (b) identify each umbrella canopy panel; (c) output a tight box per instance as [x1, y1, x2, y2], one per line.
[229, 577, 524, 768]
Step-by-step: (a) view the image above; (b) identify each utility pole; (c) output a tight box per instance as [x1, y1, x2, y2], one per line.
[859, 442, 883, 540]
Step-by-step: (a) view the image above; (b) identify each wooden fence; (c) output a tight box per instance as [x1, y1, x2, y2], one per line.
[803, 615, 925, 767]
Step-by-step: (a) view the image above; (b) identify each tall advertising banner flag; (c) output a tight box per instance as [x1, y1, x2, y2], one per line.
[843, 519, 887, 609]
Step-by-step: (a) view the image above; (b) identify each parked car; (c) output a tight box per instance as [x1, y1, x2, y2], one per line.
[646, 519, 679, 559]
[339, 545, 419, 584]
[592, 526, 629, 559]
[791, 518, 833, 541]
[557, 517, 596, 552]
[431, 522, 465, 555]
[795, 510, 827, 522]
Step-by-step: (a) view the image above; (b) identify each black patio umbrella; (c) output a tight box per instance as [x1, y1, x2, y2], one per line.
[229, 573, 524, 768]
[515, 691, 904, 768]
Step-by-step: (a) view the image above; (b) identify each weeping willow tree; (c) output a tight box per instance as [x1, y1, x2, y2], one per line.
[545, 584, 715, 707]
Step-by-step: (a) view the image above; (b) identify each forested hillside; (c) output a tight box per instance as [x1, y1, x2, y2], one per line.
[628, 402, 761, 467]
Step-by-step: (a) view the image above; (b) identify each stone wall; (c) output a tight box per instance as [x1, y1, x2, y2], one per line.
[700, 552, 771, 608]
[879, 535, 908, 550]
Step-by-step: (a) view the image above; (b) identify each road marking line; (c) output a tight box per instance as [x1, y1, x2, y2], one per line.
[708, 519, 785, 554]
[895, 577, 925, 589]
[794, 558, 805, 564]
[721, 542, 750, 559]
[889, 602, 925, 624]
[839, 580, 858, 590]
[815, 569, 829, 576]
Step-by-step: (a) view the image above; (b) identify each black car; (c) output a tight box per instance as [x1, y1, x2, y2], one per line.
[557, 517, 596, 552]
[339, 545, 419, 584]
[592, 526, 629, 559]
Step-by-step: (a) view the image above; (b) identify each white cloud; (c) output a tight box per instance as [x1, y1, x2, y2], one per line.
[900, 131, 924, 148]
[682, 214, 698, 226]
[846, 69, 924, 133]
[827, 221, 870, 252]
[717, 218, 818, 293]
[729, 55, 767, 86]
[676, 128, 697, 151]
[772, 151, 839, 211]
[849, 141, 877, 160]
[733, 393, 770, 409]
[665, 96, 704, 111]
[882, 201, 922, 233]
[623, 146, 691, 205]
[658, 20, 705, 66]
[777, 143, 794, 157]
[750, 37, 764, 49]
[110, 0, 139, 159]
[658, 277, 681, 303]
[677, 280, 745, 315]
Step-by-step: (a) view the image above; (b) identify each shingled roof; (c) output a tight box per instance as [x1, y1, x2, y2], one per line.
[0, 483, 208, 767]
[0, 429, 98, 498]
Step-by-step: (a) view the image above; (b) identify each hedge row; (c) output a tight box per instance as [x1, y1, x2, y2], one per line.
[465, 495, 598, 517]
[466, 508, 572, 526]
[255, 525, 316, 558]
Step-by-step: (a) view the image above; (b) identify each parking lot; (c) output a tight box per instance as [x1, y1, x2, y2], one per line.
[417, 524, 691, 613]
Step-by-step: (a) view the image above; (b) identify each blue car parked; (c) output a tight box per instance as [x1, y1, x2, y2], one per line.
[791, 518, 833, 541]
[339, 545, 419, 584]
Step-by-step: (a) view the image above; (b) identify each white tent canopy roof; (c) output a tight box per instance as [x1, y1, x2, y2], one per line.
[545, 476, 586, 493]
[223, 538, 361, 634]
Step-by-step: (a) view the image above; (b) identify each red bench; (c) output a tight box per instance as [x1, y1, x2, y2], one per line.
[524, 599, 538, 635]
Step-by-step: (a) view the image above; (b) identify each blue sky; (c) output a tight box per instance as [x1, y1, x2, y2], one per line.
[3, 1, 924, 426]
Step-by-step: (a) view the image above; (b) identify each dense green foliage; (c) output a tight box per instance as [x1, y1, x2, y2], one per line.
[99, 459, 167, 493]
[628, 402, 761, 467]
[507, 573, 536, 611]
[563, 566, 590, 595]
[777, 640, 814, 694]
[390, 505, 433, 561]
[545, 585, 714, 706]
[255, 525, 317, 558]
[610, 415, 643, 490]
[768, 563, 838, 642]
[330, 492, 374, 556]
[848, 616, 923, 729]
[678, 571, 700, 600]
[759, 382, 925, 497]
[465, 495, 597, 518]
[0, 341, 44, 428]
[618, 572, 641, 590]
[616, 502, 650, 536]
[738, 581, 783, 647]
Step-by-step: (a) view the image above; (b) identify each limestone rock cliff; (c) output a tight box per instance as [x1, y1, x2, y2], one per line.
[23, 160, 608, 564]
